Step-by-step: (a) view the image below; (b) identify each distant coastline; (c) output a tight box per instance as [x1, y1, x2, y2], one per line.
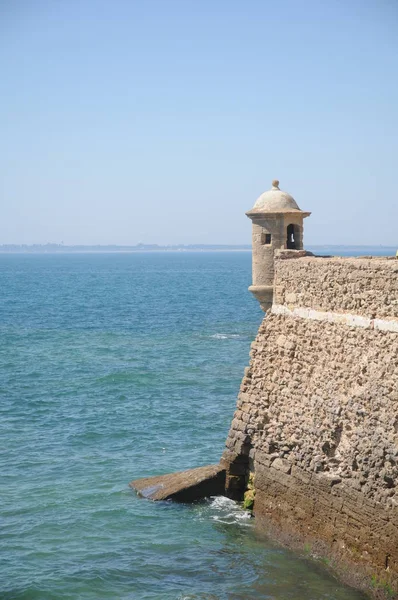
[0, 243, 251, 253]
[0, 243, 395, 255]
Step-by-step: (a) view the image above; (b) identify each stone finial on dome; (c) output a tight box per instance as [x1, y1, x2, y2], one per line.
[272, 179, 280, 190]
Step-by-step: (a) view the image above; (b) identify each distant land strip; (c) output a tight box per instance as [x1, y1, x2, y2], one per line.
[0, 243, 252, 253]
[0, 244, 396, 254]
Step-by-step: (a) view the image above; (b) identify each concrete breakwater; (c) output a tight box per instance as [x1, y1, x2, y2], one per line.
[132, 254, 398, 598]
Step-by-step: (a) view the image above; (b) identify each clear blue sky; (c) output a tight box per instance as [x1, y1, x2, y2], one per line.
[1, 0, 397, 245]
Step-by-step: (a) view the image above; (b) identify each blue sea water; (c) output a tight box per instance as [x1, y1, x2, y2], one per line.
[1, 250, 387, 599]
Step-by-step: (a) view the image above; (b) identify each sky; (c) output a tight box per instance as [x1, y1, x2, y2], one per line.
[1, 0, 397, 246]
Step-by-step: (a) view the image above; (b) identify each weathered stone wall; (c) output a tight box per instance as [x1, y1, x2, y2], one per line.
[274, 255, 398, 320]
[222, 255, 398, 597]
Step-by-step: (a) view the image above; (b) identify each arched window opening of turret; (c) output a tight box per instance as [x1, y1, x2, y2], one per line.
[286, 224, 298, 249]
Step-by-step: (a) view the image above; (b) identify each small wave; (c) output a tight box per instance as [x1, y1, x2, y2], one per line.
[177, 593, 220, 600]
[178, 595, 220, 600]
[210, 333, 242, 340]
[195, 496, 252, 526]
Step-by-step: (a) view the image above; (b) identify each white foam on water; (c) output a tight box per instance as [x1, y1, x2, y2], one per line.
[210, 333, 242, 340]
[178, 593, 220, 600]
[195, 495, 252, 526]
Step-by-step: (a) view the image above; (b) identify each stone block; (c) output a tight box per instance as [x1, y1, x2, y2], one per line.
[130, 464, 226, 502]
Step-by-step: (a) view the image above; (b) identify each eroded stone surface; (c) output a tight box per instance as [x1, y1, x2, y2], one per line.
[274, 255, 398, 320]
[130, 464, 225, 502]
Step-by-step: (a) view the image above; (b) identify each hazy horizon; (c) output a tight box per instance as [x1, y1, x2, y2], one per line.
[0, 242, 396, 250]
[1, 1, 397, 246]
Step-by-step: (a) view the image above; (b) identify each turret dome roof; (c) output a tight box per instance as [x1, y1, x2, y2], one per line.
[252, 180, 301, 212]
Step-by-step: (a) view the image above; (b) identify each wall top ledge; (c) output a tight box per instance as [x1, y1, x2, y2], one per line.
[275, 250, 314, 260]
[275, 253, 398, 266]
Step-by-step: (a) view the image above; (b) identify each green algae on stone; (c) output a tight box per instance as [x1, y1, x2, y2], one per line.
[243, 472, 256, 510]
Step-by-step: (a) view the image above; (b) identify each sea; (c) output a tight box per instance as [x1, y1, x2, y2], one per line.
[1, 247, 394, 600]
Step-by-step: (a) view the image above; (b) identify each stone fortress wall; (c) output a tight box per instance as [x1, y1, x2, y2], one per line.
[222, 253, 398, 597]
[274, 254, 398, 325]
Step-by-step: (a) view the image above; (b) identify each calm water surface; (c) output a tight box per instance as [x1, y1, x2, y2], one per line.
[0, 251, 382, 599]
